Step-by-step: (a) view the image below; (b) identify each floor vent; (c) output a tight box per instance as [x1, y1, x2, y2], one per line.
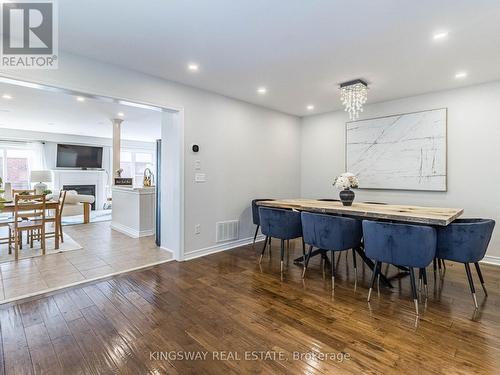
[216, 220, 239, 243]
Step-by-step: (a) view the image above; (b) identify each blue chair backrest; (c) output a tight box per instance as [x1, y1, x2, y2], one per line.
[362, 220, 437, 268]
[259, 207, 302, 240]
[252, 199, 274, 225]
[301, 212, 362, 251]
[436, 218, 495, 263]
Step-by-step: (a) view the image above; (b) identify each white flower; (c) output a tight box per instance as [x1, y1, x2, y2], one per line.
[333, 172, 359, 189]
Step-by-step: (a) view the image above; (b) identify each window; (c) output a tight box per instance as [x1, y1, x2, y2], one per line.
[120, 149, 155, 187]
[0, 147, 35, 190]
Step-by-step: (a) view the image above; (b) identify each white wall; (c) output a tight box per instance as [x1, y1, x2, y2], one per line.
[301, 80, 500, 261]
[0, 52, 301, 259]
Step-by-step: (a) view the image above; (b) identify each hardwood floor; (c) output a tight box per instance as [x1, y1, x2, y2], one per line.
[0, 239, 499, 374]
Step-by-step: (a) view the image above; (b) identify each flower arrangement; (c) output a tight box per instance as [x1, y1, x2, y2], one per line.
[333, 172, 359, 190]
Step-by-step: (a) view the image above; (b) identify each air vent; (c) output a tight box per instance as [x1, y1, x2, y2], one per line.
[216, 220, 239, 243]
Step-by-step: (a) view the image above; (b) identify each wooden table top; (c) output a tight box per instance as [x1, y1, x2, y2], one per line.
[257, 198, 463, 226]
[1, 200, 59, 212]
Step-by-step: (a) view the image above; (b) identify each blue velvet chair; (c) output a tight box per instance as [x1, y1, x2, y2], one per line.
[251, 199, 274, 245]
[362, 220, 437, 315]
[301, 212, 363, 290]
[436, 218, 495, 309]
[258, 207, 304, 276]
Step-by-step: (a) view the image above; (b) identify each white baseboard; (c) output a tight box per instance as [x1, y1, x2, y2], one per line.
[111, 222, 154, 238]
[481, 255, 500, 266]
[183, 235, 266, 261]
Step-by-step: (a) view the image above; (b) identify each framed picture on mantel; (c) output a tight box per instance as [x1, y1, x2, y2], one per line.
[346, 108, 447, 191]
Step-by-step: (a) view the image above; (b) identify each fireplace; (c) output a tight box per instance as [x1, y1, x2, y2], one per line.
[63, 184, 96, 210]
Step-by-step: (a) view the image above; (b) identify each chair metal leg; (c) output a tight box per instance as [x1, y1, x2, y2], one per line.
[421, 267, 428, 297]
[367, 261, 380, 302]
[465, 263, 479, 309]
[301, 238, 306, 259]
[302, 245, 314, 278]
[331, 250, 335, 291]
[433, 258, 437, 275]
[253, 225, 260, 245]
[409, 267, 419, 316]
[352, 248, 357, 282]
[474, 262, 488, 296]
[280, 239, 285, 274]
[258, 236, 268, 263]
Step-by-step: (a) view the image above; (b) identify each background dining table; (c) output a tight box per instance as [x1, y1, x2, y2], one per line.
[1, 200, 61, 250]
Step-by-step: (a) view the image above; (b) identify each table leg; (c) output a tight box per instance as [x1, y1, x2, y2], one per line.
[354, 246, 393, 288]
[83, 203, 90, 224]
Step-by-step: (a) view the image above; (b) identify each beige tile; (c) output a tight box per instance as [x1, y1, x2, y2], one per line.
[3, 272, 46, 289]
[1, 264, 41, 280]
[39, 264, 79, 279]
[69, 257, 108, 271]
[4, 280, 49, 300]
[0, 257, 38, 272]
[0, 221, 165, 301]
[80, 265, 115, 279]
[43, 272, 85, 288]
[35, 256, 74, 272]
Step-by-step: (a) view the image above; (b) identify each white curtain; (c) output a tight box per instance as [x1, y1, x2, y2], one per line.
[29, 141, 47, 170]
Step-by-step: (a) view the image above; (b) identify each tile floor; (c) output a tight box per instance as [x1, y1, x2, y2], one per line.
[0, 221, 172, 302]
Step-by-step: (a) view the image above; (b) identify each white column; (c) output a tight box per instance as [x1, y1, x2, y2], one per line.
[111, 118, 123, 183]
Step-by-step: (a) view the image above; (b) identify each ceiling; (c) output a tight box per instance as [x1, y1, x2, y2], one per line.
[0, 82, 161, 142]
[57, 0, 500, 116]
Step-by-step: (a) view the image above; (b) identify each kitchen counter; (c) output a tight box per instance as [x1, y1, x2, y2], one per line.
[111, 186, 156, 238]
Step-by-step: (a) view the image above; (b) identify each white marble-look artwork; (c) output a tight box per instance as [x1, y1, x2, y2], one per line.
[346, 108, 447, 191]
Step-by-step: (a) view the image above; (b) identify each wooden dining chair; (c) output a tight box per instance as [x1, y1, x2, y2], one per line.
[31, 190, 66, 245]
[8, 194, 46, 260]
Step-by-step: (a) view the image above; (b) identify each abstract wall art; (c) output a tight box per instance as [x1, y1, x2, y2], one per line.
[346, 108, 447, 191]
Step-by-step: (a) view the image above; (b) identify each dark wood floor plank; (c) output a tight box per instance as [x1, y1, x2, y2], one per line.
[0, 306, 33, 375]
[24, 323, 64, 375]
[66, 317, 121, 375]
[52, 292, 83, 322]
[1, 241, 500, 373]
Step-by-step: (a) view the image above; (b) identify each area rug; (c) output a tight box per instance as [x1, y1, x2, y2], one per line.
[0, 232, 82, 263]
[61, 209, 112, 226]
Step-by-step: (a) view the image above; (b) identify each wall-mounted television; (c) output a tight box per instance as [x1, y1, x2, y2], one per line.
[56, 144, 103, 169]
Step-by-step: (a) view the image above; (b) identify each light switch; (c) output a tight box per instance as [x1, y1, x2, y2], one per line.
[194, 160, 201, 170]
[195, 173, 207, 182]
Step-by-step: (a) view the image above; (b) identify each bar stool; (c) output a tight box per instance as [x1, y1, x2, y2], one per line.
[301, 212, 362, 290]
[362, 220, 436, 316]
[258, 207, 304, 276]
[436, 218, 495, 309]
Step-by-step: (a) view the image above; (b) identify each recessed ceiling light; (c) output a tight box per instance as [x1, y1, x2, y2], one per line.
[188, 63, 199, 72]
[257, 87, 267, 94]
[76, 96, 85, 102]
[117, 112, 125, 117]
[433, 31, 449, 40]
[455, 71, 467, 79]
[2, 94, 12, 100]
[306, 105, 315, 110]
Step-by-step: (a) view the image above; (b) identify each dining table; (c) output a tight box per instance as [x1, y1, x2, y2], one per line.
[257, 199, 464, 287]
[0, 200, 61, 250]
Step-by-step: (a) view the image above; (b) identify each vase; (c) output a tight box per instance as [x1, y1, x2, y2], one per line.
[339, 188, 355, 206]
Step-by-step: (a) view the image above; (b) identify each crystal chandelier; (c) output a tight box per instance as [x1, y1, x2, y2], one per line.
[340, 79, 368, 120]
